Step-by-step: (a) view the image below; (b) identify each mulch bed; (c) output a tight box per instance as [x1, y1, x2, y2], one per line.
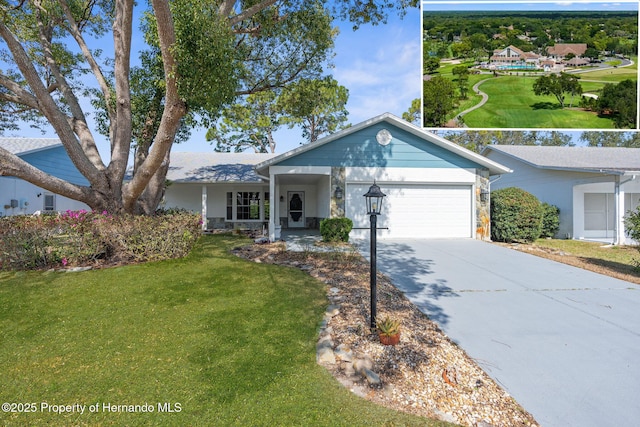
[234, 241, 539, 427]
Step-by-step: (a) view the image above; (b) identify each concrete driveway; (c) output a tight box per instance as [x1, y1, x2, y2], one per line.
[358, 238, 640, 427]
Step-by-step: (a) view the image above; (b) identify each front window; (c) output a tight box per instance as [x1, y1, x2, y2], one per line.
[226, 191, 269, 221]
[237, 192, 261, 220]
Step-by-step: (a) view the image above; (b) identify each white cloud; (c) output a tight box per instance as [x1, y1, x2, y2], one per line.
[332, 16, 422, 124]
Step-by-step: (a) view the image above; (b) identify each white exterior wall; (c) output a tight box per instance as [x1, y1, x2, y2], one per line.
[164, 182, 270, 230]
[487, 151, 609, 239]
[345, 167, 477, 184]
[485, 150, 640, 243]
[0, 176, 88, 216]
[316, 175, 331, 218]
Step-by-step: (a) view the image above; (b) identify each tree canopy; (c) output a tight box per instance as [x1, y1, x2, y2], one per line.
[443, 130, 573, 152]
[532, 73, 582, 108]
[423, 76, 455, 127]
[0, 0, 417, 214]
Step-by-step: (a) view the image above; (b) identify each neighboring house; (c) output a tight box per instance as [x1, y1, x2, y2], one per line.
[164, 113, 512, 240]
[0, 138, 89, 216]
[483, 145, 640, 244]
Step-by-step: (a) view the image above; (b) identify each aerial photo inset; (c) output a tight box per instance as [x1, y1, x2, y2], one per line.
[421, 1, 639, 130]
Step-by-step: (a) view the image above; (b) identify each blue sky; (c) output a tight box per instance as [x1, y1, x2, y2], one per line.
[9, 6, 422, 156]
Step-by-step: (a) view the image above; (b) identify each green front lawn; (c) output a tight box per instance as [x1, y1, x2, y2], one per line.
[0, 235, 444, 426]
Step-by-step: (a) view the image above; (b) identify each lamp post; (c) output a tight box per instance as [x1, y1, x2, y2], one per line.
[363, 182, 386, 330]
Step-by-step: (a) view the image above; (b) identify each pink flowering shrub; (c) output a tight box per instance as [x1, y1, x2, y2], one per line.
[0, 210, 201, 270]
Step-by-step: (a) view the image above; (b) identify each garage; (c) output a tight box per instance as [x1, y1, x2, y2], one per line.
[255, 113, 511, 242]
[346, 183, 473, 239]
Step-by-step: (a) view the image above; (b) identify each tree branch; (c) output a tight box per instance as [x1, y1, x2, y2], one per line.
[228, 0, 278, 27]
[0, 20, 107, 192]
[0, 73, 39, 109]
[124, 0, 186, 212]
[0, 146, 92, 203]
[58, 0, 113, 122]
[106, 0, 134, 194]
[35, 1, 105, 172]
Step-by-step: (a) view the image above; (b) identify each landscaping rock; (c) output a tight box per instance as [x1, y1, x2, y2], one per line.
[353, 355, 373, 375]
[334, 344, 353, 362]
[325, 304, 340, 317]
[317, 347, 336, 365]
[363, 368, 381, 385]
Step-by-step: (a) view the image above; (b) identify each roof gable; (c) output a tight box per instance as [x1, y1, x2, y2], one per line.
[483, 145, 640, 174]
[257, 113, 510, 175]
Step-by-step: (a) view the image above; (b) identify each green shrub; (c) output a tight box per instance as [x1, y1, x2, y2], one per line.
[490, 187, 543, 243]
[0, 210, 202, 270]
[320, 217, 353, 242]
[624, 206, 640, 243]
[540, 203, 560, 238]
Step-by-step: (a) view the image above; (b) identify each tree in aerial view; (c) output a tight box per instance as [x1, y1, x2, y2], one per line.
[423, 76, 455, 127]
[595, 79, 637, 129]
[452, 65, 470, 99]
[0, 0, 417, 214]
[423, 56, 440, 74]
[532, 73, 583, 109]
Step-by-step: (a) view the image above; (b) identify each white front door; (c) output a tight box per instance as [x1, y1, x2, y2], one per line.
[288, 191, 305, 228]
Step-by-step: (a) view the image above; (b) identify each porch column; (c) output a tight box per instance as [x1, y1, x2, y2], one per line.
[269, 173, 278, 241]
[614, 176, 625, 245]
[201, 185, 207, 231]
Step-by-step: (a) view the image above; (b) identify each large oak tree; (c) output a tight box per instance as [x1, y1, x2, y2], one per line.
[0, 0, 416, 214]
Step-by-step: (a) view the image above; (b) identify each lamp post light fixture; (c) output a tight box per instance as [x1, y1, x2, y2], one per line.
[363, 182, 386, 330]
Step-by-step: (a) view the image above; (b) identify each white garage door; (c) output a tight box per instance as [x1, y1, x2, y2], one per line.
[346, 184, 473, 239]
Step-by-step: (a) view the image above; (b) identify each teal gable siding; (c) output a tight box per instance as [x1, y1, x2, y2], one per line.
[276, 123, 480, 169]
[20, 146, 89, 186]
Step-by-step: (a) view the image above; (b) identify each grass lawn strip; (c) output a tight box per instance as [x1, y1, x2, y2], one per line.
[497, 239, 640, 285]
[0, 235, 446, 426]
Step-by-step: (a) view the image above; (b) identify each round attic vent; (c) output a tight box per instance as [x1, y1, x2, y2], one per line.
[376, 129, 392, 146]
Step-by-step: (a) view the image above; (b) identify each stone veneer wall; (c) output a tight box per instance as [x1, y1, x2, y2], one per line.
[475, 169, 491, 241]
[206, 218, 266, 231]
[330, 167, 346, 218]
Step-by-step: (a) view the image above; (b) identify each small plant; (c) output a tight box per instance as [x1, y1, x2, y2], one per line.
[377, 316, 401, 346]
[376, 316, 401, 337]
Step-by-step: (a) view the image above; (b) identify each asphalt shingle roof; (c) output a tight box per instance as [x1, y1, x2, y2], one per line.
[167, 152, 277, 183]
[485, 145, 640, 173]
[0, 137, 62, 155]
